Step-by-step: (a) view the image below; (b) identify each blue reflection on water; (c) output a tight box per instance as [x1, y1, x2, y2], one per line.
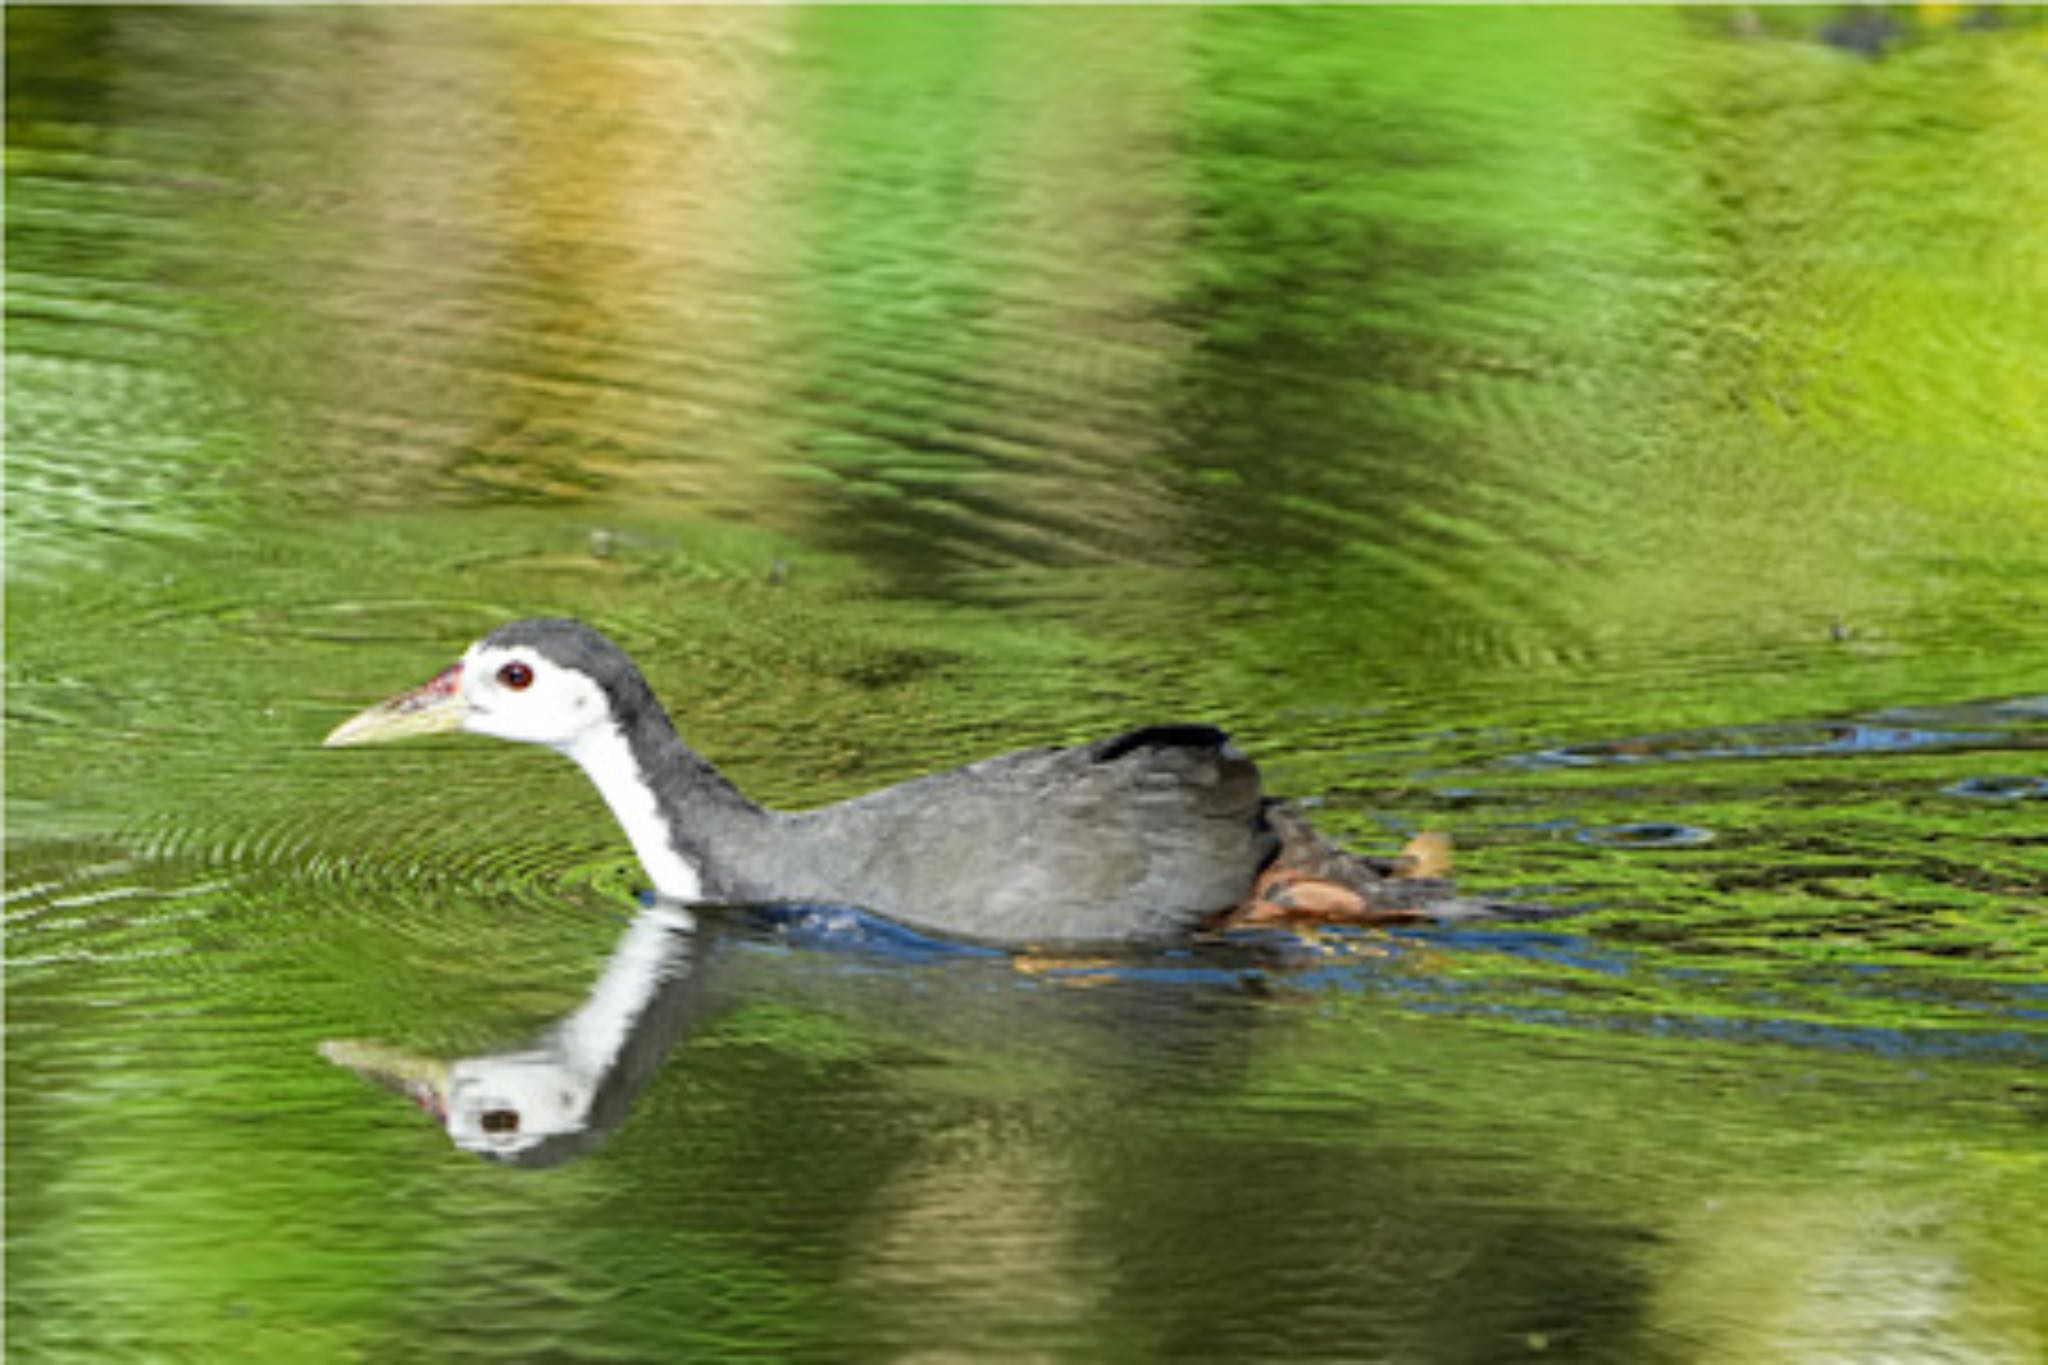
[1514, 721, 2008, 770]
[1574, 821, 1717, 848]
[1942, 774, 2048, 801]
[695, 898, 2048, 1066]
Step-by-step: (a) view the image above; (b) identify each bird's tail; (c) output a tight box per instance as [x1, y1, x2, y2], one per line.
[1208, 801, 1560, 930]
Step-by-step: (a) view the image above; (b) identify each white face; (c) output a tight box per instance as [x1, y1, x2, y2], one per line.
[459, 643, 612, 750]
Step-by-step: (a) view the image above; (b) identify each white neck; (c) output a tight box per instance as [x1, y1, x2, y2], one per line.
[563, 722, 705, 902]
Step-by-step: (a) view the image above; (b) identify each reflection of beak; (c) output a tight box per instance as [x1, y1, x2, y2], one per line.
[320, 1038, 453, 1127]
[324, 663, 467, 747]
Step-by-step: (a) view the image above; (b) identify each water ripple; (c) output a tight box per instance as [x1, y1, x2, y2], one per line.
[1942, 775, 2048, 802]
[1574, 821, 1717, 849]
[1514, 719, 2015, 770]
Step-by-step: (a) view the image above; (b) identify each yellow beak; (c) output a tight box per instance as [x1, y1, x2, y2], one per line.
[324, 663, 469, 747]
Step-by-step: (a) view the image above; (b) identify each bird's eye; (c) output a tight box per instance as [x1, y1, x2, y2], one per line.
[497, 662, 534, 691]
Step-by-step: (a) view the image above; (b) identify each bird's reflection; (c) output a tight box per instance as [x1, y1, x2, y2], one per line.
[323, 906, 717, 1167]
[322, 901, 1003, 1166]
[323, 897, 1589, 1171]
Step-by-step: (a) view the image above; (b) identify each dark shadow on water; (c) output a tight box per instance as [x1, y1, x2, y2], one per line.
[324, 890, 2045, 1174]
[325, 897, 1602, 1168]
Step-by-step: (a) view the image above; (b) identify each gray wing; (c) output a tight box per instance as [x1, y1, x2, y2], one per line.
[733, 726, 1277, 946]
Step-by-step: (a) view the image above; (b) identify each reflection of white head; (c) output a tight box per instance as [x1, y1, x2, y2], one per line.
[441, 907, 698, 1164]
[443, 1052, 596, 1159]
[324, 909, 702, 1166]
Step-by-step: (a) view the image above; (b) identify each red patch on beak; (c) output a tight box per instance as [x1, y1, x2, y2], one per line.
[411, 1083, 449, 1126]
[399, 663, 462, 713]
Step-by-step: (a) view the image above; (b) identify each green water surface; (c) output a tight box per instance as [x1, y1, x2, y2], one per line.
[9, 7, 2047, 1361]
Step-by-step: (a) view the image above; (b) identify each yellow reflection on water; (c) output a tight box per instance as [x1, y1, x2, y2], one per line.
[1651, 1192, 2042, 1363]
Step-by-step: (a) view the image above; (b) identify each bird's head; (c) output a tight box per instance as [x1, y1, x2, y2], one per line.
[325, 618, 641, 753]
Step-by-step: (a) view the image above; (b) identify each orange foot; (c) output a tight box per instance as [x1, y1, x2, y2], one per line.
[1211, 831, 1454, 931]
[1388, 830, 1453, 880]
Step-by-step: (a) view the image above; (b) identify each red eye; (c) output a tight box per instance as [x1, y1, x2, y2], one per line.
[497, 661, 534, 691]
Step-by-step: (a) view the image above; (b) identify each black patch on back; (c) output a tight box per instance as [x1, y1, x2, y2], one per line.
[1094, 724, 1234, 764]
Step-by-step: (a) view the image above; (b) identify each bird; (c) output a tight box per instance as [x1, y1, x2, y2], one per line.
[325, 617, 1489, 947]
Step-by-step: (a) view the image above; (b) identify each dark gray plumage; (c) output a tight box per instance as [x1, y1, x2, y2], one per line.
[484, 619, 1278, 945]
